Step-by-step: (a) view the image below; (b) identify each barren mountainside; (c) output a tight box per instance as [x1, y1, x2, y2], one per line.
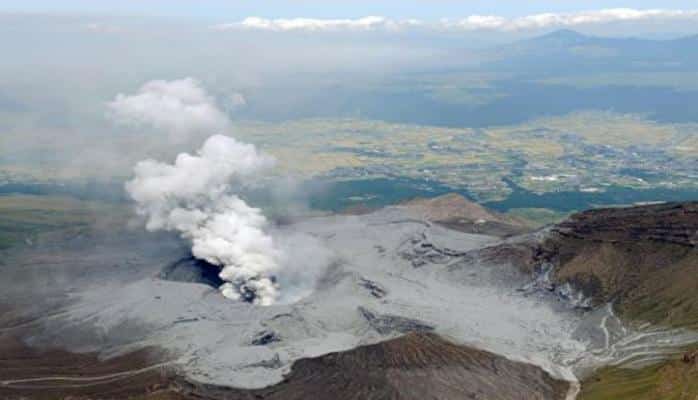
[176, 333, 570, 400]
[2, 199, 698, 400]
[403, 193, 531, 237]
[539, 202, 698, 329]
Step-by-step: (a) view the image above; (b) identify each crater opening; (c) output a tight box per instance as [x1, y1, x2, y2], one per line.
[159, 256, 225, 289]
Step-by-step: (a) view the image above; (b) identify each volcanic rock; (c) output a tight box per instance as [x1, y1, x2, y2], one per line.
[358, 278, 388, 298]
[358, 307, 434, 335]
[252, 330, 282, 346]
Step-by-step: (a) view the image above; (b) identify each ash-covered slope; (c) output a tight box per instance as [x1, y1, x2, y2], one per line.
[8, 207, 594, 391]
[178, 332, 570, 400]
[5, 201, 698, 400]
[536, 202, 698, 329]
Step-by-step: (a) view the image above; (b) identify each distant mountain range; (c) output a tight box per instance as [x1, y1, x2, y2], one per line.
[488, 29, 698, 75]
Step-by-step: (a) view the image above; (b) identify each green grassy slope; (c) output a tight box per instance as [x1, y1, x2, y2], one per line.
[580, 348, 698, 400]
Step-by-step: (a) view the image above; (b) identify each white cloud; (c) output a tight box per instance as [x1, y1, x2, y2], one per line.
[214, 9, 698, 33]
[214, 16, 422, 32]
[450, 8, 698, 31]
[107, 78, 229, 140]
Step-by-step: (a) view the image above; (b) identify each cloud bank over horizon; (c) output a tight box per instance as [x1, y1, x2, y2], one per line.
[214, 8, 698, 33]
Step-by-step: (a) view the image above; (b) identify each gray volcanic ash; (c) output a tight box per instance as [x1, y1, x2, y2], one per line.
[176, 332, 572, 400]
[23, 207, 622, 391]
[4, 199, 698, 400]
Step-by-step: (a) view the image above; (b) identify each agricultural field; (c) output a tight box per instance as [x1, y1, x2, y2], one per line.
[226, 112, 698, 202]
[2, 111, 697, 208]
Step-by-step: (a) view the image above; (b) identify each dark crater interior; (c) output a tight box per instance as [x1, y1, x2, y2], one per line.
[159, 256, 225, 289]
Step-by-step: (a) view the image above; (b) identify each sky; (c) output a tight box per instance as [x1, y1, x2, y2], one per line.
[2, 0, 698, 20]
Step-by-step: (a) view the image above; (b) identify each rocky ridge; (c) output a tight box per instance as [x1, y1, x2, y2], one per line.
[402, 193, 531, 237]
[538, 202, 698, 328]
[174, 333, 570, 400]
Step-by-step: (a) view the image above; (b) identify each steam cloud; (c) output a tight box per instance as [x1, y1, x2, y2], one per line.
[126, 134, 281, 304]
[115, 78, 325, 305]
[108, 78, 230, 141]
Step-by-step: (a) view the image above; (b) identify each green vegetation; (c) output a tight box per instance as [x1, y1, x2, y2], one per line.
[223, 112, 698, 203]
[620, 248, 698, 331]
[580, 348, 698, 400]
[3, 111, 698, 207]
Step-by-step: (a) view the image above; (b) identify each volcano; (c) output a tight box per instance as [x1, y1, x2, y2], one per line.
[1, 197, 697, 399]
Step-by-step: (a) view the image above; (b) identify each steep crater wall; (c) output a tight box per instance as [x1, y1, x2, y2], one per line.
[536, 202, 698, 328]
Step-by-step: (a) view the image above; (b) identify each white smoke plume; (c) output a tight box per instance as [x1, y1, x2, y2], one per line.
[108, 78, 230, 141]
[116, 78, 329, 305]
[126, 134, 281, 305]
